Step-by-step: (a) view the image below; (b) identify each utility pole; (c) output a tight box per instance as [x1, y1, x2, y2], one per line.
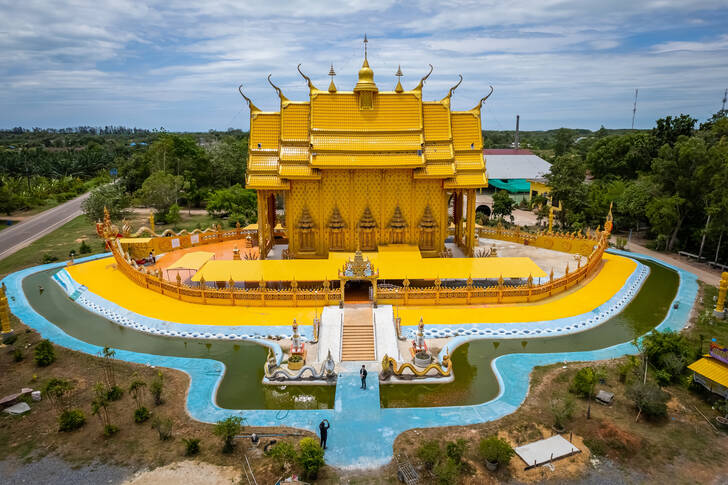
[631, 89, 638, 130]
[722, 88, 727, 112]
[514, 115, 520, 149]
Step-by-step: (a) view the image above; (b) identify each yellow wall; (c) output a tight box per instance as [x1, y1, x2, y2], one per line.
[286, 169, 448, 257]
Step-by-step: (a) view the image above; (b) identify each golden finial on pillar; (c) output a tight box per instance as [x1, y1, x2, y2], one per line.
[715, 272, 728, 319]
[0, 283, 12, 335]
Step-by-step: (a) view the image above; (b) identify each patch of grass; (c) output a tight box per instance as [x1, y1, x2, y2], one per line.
[0, 215, 104, 277]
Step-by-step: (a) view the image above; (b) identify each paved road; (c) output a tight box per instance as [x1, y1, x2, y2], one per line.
[0, 192, 90, 261]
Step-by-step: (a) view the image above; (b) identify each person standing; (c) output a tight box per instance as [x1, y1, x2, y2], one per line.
[318, 419, 330, 449]
[360, 364, 368, 389]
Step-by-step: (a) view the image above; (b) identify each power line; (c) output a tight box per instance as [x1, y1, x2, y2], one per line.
[631, 88, 638, 130]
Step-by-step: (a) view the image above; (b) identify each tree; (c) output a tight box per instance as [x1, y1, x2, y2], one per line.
[491, 190, 515, 221]
[213, 416, 244, 453]
[91, 382, 118, 437]
[34, 339, 56, 367]
[586, 133, 656, 180]
[652, 114, 696, 148]
[553, 128, 574, 156]
[568, 366, 606, 419]
[648, 137, 711, 250]
[82, 183, 130, 222]
[205, 184, 257, 224]
[544, 156, 588, 229]
[626, 380, 669, 421]
[140, 171, 183, 221]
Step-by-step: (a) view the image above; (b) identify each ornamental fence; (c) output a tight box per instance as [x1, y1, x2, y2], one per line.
[106, 225, 608, 308]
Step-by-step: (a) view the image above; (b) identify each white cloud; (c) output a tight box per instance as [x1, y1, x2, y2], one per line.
[1, 0, 727, 130]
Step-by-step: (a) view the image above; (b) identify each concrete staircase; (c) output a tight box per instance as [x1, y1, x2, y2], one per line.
[341, 304, 376, 361]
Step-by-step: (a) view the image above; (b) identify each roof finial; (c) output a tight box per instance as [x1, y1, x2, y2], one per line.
[395, 65, 404, 93]
[297, 64, 318, 92]
[472, 85, 495, 111]
[414, 64, 433, 92]
[267, 74, 288, 101]
[237, 84, 260, 113]
[364, 33, 368, 60]
[328, 63, 337, 93]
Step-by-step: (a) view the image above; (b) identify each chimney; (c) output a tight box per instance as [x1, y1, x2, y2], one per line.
[515, 115, 520, 150]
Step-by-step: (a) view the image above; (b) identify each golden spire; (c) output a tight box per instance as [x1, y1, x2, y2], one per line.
[328, 64, 337, 93]
[354, 34, 378, 94]
[395, 65, 404, 93]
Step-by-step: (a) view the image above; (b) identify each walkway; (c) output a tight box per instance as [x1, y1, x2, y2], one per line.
[341, 305, 375, 361]
[0, 191, 90, 261]
[625, 241, 722, 286]
[64, 252, 636, 328]
[1, 251, 699, 469]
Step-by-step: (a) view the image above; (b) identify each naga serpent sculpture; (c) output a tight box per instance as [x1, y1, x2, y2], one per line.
[380, 353, 452, 379]
[264, 348, 337, 382]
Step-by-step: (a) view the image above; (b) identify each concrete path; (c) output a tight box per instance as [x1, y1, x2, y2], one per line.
[374, 305, 400, 360]
[625, 241, 722, 286]
[325, 365, 383, 468]
[0, 192, 90, 260]
[319, 306, 343, 362]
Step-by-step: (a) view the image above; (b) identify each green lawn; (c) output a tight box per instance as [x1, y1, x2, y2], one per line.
[0, 211, 230, 277]
[0, 216, 105, 277]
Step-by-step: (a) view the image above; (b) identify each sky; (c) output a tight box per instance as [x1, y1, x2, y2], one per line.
[1, 1, 727, 132]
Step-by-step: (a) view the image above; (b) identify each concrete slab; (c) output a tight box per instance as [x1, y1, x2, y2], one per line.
[515, 435, 580, 469]
[3, 402, 31, 415]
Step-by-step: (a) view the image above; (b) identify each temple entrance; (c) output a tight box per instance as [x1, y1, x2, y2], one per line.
[344, 280, 372, 302]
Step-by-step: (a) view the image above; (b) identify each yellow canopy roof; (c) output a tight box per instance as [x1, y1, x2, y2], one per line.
[191, 245, 546, 282]
[167, 252, 215, 270]
[688, 357, 728, 388]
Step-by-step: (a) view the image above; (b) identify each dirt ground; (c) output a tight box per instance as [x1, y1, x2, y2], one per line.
[0, 317, 315, 484]
[3, 282, 728, 484]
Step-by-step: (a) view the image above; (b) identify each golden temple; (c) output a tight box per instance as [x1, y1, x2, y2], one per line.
[241, 40, 491, 259]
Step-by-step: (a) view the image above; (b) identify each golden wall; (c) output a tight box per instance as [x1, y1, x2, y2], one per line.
[286, 169, 448, 257]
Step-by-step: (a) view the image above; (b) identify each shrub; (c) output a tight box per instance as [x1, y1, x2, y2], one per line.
[134, 406, 151, 423]
[150, 372, 165, 405]
[151, 416, 173, 441]
[568, 367, 604, 398]
[267, 441, 296, 470]
[615, 236, 627, 250]
[643, 330, 692, 372]
[13, 348, 23, 362]
[550, 395, 575, 430]
[58, 409, 86, 432]
[79, 240, 92, 254]
[659, 352, 686, 380]
[655, 369, 672, 387]
[296, 437, 325, 480]
[166, 203, 181, 224]
[617, 357, 638, 383]
[34, 339, 56, 367]
[41, 254, 59, 264]
[2, 333, 18, 345]
[433, 457, 460, 485]
[583, 438, 606, 456]
[416, 440, 443, 471]
[103, 424, 120, 437]
[213, 416, 244, 453]
[106, 385, 124, 401]
[445, 439, 467, 466]
[478, 436, 514, 466]
[627, 380, 669, 420]
[182, 438, 201, 456]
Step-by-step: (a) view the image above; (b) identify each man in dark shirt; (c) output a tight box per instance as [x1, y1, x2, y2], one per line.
[319, 419, 330, 449]
[360, 364, 368, 389]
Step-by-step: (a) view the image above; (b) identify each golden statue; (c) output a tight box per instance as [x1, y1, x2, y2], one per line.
[716, 272, 728, 318]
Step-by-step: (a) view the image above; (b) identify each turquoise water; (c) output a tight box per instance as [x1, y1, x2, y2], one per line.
[21, 258, 678, 410]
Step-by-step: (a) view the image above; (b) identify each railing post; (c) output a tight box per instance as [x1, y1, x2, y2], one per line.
[199, 276, 206, 304]
[260, 278, 266, 306]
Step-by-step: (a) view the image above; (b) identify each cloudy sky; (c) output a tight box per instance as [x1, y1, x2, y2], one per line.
[1, 1, 727, 131]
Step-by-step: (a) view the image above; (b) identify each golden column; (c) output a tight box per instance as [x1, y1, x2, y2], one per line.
[715, 272, 728, 319]
[465, 188, 476, 256]
[0, 283, 12, 335]
[257, 191, 269, 259]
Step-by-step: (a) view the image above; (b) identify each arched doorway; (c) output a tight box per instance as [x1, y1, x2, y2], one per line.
[344, 280, 372, 302]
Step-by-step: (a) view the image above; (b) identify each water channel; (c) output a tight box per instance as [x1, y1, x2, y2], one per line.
[22, 257, 678, 410]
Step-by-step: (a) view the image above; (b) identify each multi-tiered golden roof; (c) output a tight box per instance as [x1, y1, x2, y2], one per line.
[240, 42, 491, 260]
